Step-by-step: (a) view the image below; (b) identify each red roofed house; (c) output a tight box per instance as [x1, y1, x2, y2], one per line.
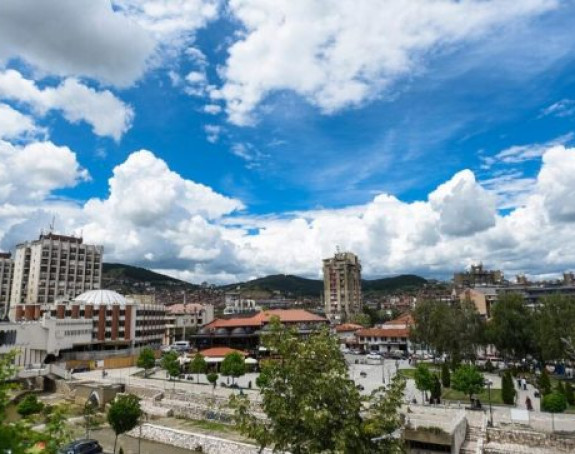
[191, 309, 328, 353]
[355, 313, 413, 356]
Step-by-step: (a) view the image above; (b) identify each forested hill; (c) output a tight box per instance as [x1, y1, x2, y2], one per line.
[102, 263, 198, 288]
[221, 273, 427, 297]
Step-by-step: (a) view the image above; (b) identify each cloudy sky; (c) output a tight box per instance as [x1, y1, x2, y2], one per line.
[1, 0, 575, 284]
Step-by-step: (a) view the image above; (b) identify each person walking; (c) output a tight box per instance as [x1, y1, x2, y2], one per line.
[526, 397, 533, 411]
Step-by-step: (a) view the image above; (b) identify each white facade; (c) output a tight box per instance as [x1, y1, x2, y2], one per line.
[10, 233, 103, 308]
[0, 316, 93, 367]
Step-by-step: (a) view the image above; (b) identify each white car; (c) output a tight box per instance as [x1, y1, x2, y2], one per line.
[366, 353, 382, 360]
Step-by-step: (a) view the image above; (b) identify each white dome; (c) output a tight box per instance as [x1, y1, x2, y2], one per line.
[74, 290, 127, 306]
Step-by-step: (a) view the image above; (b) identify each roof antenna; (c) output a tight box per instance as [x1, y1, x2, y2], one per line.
[49, 215, 56, 233]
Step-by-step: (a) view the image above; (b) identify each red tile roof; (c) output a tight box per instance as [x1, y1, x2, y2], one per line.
[205, 309, 327, 330]
[198, 347, 248, 358]
[335, 323, 364, 333]
[383, 313, 414, 326]
[356, 327, 410, 338]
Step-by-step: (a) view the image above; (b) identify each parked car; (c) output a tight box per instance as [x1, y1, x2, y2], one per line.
[366, 353, 382, 360]
[58, 439, 103, 454]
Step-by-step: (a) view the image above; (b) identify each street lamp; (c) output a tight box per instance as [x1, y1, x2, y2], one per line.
[485, 379, 493, 427]
[381, 355, 385, 384]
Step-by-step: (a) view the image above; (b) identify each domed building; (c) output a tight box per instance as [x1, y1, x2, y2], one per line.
[9, 289, 166, 369]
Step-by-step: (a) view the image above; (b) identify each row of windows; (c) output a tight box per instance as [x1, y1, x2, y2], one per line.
[63, 330, 92, 336]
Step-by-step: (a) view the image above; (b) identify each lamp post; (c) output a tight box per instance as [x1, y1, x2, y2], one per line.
[381, 356, 385, 384]
[485, 379, 493, 427]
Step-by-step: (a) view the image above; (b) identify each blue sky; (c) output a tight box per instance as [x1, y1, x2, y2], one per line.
[1, 1, 575, 283]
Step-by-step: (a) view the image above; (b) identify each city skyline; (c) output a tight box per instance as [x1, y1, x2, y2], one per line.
[1, 1, 575, 284]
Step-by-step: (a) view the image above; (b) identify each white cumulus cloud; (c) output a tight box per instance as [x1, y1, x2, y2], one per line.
[0, 70, 134, 140]
[215, 0, 558, 125]
[0, 0, 155, 86]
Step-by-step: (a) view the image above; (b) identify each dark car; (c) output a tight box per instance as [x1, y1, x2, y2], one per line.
[58, 439, 103, 454]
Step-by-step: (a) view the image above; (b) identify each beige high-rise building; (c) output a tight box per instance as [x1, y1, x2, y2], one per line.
[10, 233, 103, 307]
[0, 252, 13, 318]
[323, 251, 362, 323]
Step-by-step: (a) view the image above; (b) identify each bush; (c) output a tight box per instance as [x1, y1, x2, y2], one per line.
[441, 363, 450, 388]
[564, 382, 575, 406]
[484, 360, 495, 373]
[501, 371, 516, 405]
[538, 369, 552, 396]
[17, 394, 44, 417]
[541, 391, 567, 413]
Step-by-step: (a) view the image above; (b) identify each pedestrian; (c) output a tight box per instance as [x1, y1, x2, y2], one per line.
[526, 397, 533, 411]
[522, 378, 527, 391]
[517, 377, 521, 388]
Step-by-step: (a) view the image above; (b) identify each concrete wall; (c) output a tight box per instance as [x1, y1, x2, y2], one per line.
[130, 423, 275, 454]
[486, 427, 575, 453]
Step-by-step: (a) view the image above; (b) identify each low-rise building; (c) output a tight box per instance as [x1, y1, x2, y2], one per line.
[192, 309, 328, 353]
[459, 287, 498, 318]
[354, 313, 413, 355]
[4, 289, 165, 369]
[164, 303, 214, 344]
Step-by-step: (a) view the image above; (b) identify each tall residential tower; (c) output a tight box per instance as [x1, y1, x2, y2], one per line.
[323, 251, 362, 323]
[10, 233, 103, 308]
[0, 253, 13, 318]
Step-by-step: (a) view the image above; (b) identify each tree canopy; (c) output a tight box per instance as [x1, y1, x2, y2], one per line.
[220, 352, 246, 384]
[230, 318, 405, 454]
[161, 351, 181, 379]
[137, 347, 156, 377]
[190, 353, 208, 382]
[451, 365, 485, 402]
[107, 394, 142, 453]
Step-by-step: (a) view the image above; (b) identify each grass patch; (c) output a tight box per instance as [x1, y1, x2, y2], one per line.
[179, 419, 238, 434]
[442, 388, 505, 405]
[398, 369, 417, 379]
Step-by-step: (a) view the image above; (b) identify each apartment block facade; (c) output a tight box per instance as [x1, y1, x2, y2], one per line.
[10, 233, 103, 307]
[323, 252, 362, 323]
[0, 253, 13, 318]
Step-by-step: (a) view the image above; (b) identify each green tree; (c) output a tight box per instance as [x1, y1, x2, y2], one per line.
[42, 406, 72, 454]
[430, 375, 442, 404]
[189, 353, 207, 383]
[230, 318, 405, 453]
[107, 394, 142, 454]
[17, 394, 44, 417]
[0, 351, 35, 454]
[137, 347, 156, 378]
[351, 313, 371, 327]
[538, 368, 552, 396]
[161, 351, 181, 380]
[487, 293, 534, 360]
[541, 391, 567, 432]
[556, 380, 566, 397]
[414, 364, 434, 403]
[83, 399, 98, 439]
[533, 295, 575, 362]
[451, 365, 485, 403]
[501, 371, 516, 405]
[206, 372, 218, 388]
[220, 352, 246, 385]
[564, 382, 575, 406]
[441, 362, 451, 388]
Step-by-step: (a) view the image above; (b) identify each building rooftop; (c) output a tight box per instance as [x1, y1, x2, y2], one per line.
[74, 290, 127, 306]
[356, 327, 410, 338]
[198, 347, 248, 357]
[335, 323, 364, 333]
[205, 309, 327, 329]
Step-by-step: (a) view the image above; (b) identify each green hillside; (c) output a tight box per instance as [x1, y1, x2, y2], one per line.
[102, 263, 198, 288]
[363, 274, 427, 294]
[221, 273, 427, 297]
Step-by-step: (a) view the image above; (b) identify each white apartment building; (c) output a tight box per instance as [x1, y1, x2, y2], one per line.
[10, 233, 103, 308]
[323, 251, 362, 323]
[0, 252, 13, 318]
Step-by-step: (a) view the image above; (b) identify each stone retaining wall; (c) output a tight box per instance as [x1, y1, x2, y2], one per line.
[129, 423, 277, 454]
[487, 427, 575, 452]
